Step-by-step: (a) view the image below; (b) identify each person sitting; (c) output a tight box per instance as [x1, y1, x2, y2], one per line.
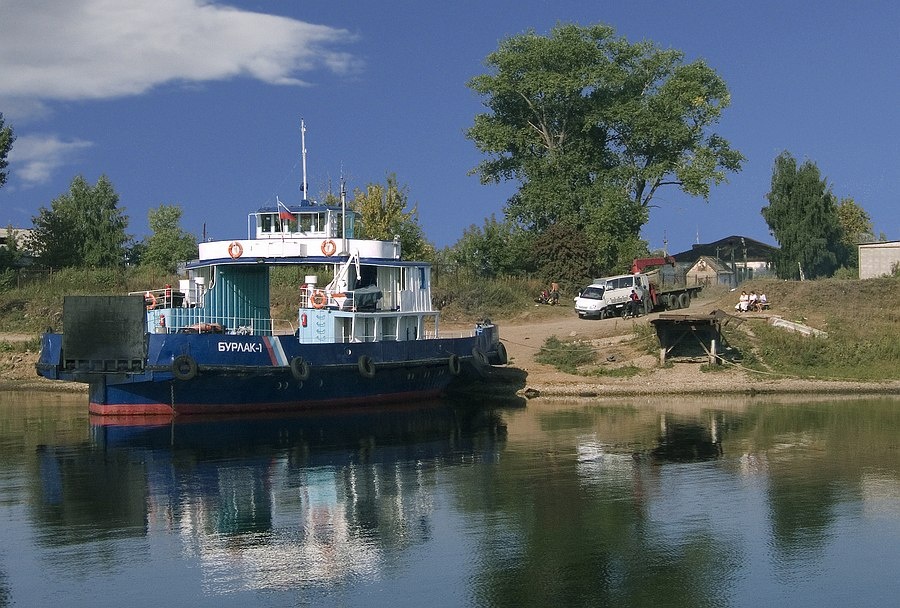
[549, 282, 560, 305]
[758, 293, 768, 311]
[748, 291, 759, 312]
[734, 290, 749, 312]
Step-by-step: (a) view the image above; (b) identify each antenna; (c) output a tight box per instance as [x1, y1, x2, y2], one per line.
[300, 118, 308, 201]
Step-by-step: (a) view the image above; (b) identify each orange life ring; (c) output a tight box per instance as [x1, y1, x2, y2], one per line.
[310, 290, 327, 309]
[321, 239, 337, 256]
[145, 291, 157, 310]
[228, 241, 243, 259]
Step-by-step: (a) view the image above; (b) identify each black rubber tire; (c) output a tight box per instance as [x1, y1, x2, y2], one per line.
[448, 354, 461, 376]
[472, 347, 489, 367]
[290, 356, 310, 381]
[358, 355, 376, 379]
[668, 294, 680, 310]
[172, 354, 197, 381]
[495, 342, 508, 365]
[679, 292, 691, 309]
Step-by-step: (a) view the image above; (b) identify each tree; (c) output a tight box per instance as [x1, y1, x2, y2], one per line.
[351, 174, 434, 262]
[28, 175, 129, 268]
[451, 215, 531, 278]
[835, 197, 875, 268]
[761, 152, 844, 279]
[467, 23, 743, 272]
[141, 204, 198, 272]
[529, 221, 595, 287]
[0, 113, 14, 190]
[0, 225, 23, 271]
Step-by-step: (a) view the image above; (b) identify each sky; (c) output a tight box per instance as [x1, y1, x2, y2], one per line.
[1, 0, 898, 255]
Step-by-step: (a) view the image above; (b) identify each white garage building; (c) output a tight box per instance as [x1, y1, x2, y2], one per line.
[859, 241, 900, 279]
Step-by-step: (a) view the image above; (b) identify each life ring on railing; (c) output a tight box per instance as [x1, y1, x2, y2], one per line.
[448, 354, 461, 376]
[228, 241, 243, 259]
[172, 354, 198, 381]
[358, 355, 375, 378]
[289, 356, 310, 381]
[145, 291, 157, 310]
[310, 290, 327, 309]
[321, 239, 337, 256]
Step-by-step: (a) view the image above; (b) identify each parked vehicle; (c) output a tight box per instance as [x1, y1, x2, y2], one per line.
[574, 257, 702, 319]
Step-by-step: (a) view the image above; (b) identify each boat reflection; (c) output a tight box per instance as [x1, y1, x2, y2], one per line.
[38, 401, 508, 591]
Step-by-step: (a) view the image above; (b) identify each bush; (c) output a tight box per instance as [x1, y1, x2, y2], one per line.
[535, 335, 596, 373]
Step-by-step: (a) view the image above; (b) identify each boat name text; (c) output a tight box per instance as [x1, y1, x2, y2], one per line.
[218, 342, 264, 353]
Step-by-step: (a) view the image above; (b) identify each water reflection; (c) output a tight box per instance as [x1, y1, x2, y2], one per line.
[1, 392, 898, 607]
[53, 402, 507, 593]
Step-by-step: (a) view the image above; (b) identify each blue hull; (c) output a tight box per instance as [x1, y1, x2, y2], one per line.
[38, 328, 502, 415]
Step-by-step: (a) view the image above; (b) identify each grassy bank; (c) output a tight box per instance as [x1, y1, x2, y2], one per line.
[721, 277, 900, 381]
[1, 268, 897, 383]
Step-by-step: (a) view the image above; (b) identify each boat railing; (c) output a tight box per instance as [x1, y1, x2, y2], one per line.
[144, 308, 296, 337]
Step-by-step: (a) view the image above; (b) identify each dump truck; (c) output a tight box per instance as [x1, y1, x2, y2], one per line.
[573, 257, 702, 319]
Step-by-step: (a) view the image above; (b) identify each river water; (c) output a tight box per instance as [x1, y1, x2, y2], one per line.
[1, 391, 898, 607]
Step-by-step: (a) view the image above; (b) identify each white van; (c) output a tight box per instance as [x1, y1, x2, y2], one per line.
[574, 273, 649, 319]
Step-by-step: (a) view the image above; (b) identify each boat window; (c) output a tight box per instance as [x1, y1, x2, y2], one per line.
[298, 214, 318, 233]
[260, 213, 274, 233]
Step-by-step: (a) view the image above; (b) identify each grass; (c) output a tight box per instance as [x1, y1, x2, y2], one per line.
[720, 276, 900, 381]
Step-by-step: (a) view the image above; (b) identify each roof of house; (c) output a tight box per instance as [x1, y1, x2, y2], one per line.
[671, 235, 778, 263]
[688, 255, 733, 274]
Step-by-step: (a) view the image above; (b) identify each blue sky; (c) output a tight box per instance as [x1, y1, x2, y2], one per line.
[1, 1, 897, 254]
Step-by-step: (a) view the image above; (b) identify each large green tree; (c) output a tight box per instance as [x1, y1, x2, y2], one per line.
[28, 175, 129, 268]
[761, 152, 844, 279]
[467, 23, 743, 274]
[351, 173, 434, 262]
[141, 204, 198, 272]
[0, 113, 14, 190]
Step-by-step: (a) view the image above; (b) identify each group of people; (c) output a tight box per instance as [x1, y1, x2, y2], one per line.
[536, 282, 561, 305]
[734, 290, 767, 312]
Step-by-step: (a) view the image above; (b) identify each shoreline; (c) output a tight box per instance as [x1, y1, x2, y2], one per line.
[4, 301, 899, 399]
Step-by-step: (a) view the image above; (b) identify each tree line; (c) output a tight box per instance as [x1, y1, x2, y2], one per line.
[0, 23, 884, 285]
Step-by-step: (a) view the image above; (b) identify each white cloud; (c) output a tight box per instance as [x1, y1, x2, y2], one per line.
[8, 134, 94, 187]
[0, 0, 360, 104]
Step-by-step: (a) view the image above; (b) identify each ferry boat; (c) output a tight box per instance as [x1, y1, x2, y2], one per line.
[36, 138, 506, 415]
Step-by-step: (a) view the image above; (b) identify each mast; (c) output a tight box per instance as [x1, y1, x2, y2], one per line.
[300, 118, 308, 201]
[340, 167, 347, 252]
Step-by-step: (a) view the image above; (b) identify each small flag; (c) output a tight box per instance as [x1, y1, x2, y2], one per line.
[277, 198, 293, 221]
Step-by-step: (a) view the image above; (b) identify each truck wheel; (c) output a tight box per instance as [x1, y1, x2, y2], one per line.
[679, 292, 691, 309]
[667, 294, 679, 310]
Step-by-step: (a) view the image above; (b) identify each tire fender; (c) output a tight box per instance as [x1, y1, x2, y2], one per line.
[358, 355, 376, 378]
[172, 354, 197, 381]
[495, 342, 508, 365]
[290, 356, 310, 381]
[448, 354, 461, 376]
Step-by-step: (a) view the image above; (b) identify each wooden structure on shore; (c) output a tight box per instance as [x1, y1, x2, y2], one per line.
[650, 309, 742, 365]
